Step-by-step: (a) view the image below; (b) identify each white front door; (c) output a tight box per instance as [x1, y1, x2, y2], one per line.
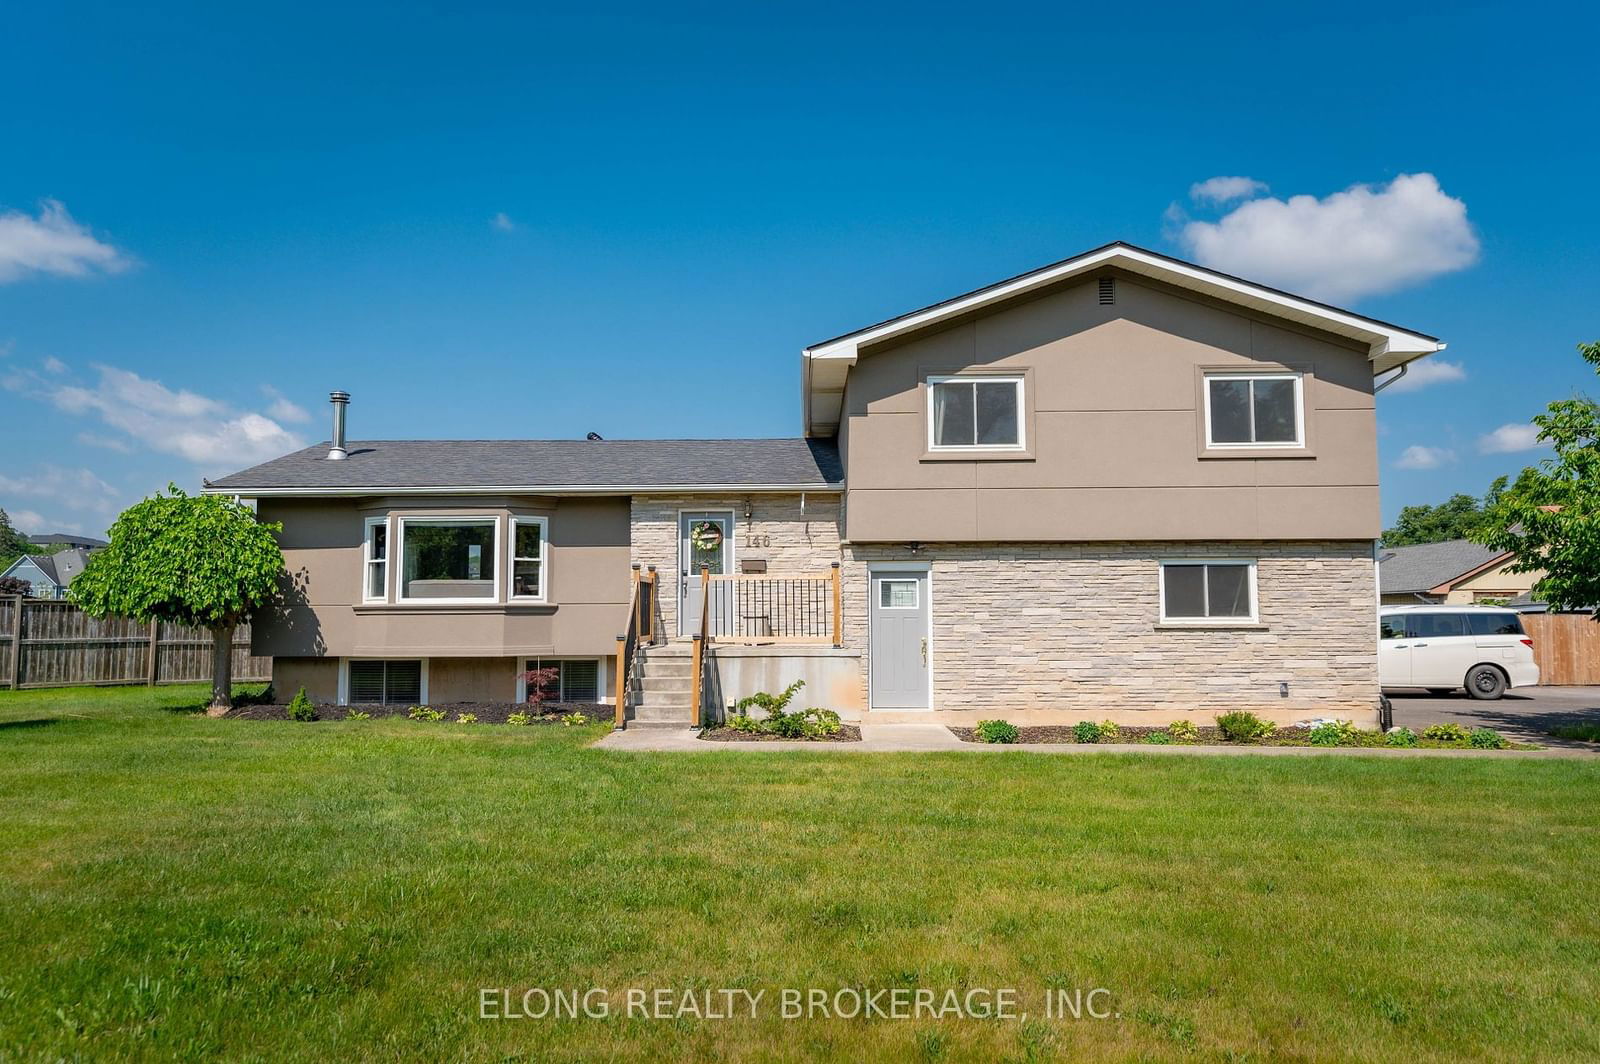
[870, 568, 931, 709]
[678, 511, 732, 636]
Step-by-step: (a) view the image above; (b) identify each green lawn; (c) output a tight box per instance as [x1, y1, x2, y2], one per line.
[3, 686, 1599, 1062]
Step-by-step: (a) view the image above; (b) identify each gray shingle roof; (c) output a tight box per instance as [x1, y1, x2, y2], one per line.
[206, 438, 844, 493]
[15, 548, 93, 587]
[1378, 539, 1508, 595]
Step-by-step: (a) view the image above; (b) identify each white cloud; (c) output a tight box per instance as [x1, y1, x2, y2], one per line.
[0, 199, 130, 283]
[41, 355, 67, 374]
[1379, 358, 1467, 394]
[0, 465, 121, 514]
[1173, 173, 1479, 302]
[262, 385, 311, 424]
[1478, 422, 1544, 454]
[45, 365, 305, 467]
[491, 212, 516, 232]
[1395, 445, 1455, 470]
[1189, 176, 1269, 205]
[3, 509, 70, 537]
[76, 431, 134, 453]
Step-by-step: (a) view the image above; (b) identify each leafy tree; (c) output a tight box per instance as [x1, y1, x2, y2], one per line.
[71, 486, 285, 714]
[1381, 476, 1507, 546]
[0, 508, 34, 569]
[1473, 341, 1600, 613]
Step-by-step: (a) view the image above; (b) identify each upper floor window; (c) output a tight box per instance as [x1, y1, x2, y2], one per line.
[509, 517, 548, 601]
[928, 375, 1024, 450]
[362, 517, 388, 603]
[1204, 372, 1303, 448]
[397, 517, 498, 602]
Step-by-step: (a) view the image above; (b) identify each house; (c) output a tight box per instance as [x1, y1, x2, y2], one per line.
[0, 548, 95, 599]
[205, 242, 1446, 725]
[27, 533, 109, 550]
[1378, 539, 1543, 606]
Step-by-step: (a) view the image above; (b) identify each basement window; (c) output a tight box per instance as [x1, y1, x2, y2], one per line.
[524, 659, 601, 703]
[1160, 561, 1257, 623]
[347, 659, 423, 704]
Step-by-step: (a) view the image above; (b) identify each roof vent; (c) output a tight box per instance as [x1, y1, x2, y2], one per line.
[586, 432, 604, 441]
[327, 391, 350, 461]
[1098, 277, 1116, 305]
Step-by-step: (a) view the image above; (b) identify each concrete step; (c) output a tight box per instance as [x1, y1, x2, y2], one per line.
[632, 706, 693, 724]
[625, 719, 695, 731]
[639, 677, 692, 694]
[640, 661, 693, 678]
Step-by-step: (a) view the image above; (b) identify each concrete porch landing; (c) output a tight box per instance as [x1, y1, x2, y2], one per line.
[595, 723, 1592, 758]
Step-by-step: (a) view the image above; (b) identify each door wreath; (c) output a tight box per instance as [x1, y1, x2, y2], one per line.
[689, 521, 724, 552]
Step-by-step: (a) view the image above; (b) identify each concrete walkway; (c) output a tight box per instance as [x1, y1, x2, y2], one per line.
[596, 723, 1597, 759]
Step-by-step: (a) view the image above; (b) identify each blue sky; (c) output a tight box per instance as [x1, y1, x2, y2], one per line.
[2, 1, 1596, 536]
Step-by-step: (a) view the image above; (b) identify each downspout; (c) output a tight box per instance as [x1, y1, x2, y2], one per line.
[1373, 363, 1409, 393]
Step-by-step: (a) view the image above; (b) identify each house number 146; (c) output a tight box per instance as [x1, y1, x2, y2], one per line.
[742, 534, 770, 548]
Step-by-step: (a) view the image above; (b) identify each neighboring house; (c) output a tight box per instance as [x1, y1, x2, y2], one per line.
[0, 548, 95, 599]
[205, 242, 1446, 725]
[1378, 539, 1543, 606]
[27, 533, 109, 550]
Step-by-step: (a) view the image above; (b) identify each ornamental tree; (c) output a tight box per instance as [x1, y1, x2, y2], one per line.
[71, 486, 285, 714]
[1473, 340, 1600, 613]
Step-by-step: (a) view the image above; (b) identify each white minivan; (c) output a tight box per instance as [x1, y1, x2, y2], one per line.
[1379, 605, 1540, 699]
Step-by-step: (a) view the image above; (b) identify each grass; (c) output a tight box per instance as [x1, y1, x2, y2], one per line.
[1550, 721, 1600, 743]
[3, 686, 1600, 1061]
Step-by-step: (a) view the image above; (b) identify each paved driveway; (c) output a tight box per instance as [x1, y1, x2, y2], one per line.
[1387, 686, 1600, 747]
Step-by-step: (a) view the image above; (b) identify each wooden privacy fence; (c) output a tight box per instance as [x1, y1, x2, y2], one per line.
[1521, 613, 1600, 686]
[0, 597, 271, 690]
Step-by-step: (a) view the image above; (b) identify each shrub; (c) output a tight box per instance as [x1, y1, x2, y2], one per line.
[1073, 720, 1102, 744]
[1469, 727, 1506, 749]
[1098, 720, 1122, 743]
[344, 708, 371, 721]
[1216, 711, 1275, 743]
[456, 712, 478, 724]
[974, 719, 1020, 744]
[507, 711, 532, 726]
[1423, 722, 1468, 742]
[735, 679, 806, 715]
[1167, 719, 1198, 742]
[407, 705, 444, 722]
[764, 707, 810, 739]
[1385, 726, 1419, 748]
[561, 712, 589, 727]
[1144, 731, 1172, 745]
[286, 687, 318, 722]
[1309, 720, 1359, 747]
[1550, 721, 1600, 742]
[727, 712, 761, 733]
[801, 708, 843, 738]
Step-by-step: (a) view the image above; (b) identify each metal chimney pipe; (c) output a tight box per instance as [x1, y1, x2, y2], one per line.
[327, 391, 350, 460]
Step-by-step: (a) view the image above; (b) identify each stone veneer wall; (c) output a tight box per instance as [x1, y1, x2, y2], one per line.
[840, 541, 1378, 716]
[629, 495, 844, 637]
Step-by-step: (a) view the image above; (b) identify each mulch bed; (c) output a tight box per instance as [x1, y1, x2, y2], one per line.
[225, 701, 611, 725]
[949, 724, 1536, 749]
[699, 725, 862, 743]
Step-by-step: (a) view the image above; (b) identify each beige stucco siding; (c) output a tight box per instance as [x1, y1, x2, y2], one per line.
[842, 541, 1378, 719]
[255, 496, 631, 659]
[840, 272, 1380, 542]
[630, 494, 844, 637]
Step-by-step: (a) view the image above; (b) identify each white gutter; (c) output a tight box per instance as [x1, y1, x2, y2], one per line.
[201, 483, 844, 497]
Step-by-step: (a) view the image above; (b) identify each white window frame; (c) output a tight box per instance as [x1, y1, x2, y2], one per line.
[1203, 372, 1305, 449]
[362, 516, 389, 604]
[926, 374, 1026, 452]
[338, 657, 429, 706]
[517, 658, 604, 703]
[1158, 559, 1259, 625]
[395, 516, 503, 605]
[508, 516, 550, 602]
[877, 577, 921, 610]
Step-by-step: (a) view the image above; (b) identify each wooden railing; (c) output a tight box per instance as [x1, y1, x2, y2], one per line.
[701, 563, 842, 646]
[613, 565, 658, 727]
[691, 567, 711, 727]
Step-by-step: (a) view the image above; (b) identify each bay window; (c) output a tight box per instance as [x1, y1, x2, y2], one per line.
[363, 517, 388, 602]
[398, 518, 498, 601]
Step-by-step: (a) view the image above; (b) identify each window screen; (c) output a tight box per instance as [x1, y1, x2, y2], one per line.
[1206, 375, 1300, 446]
[930, 377, 1022, 448]
[1162, 562, 1254, 620]
[525, 659, 601, 703]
